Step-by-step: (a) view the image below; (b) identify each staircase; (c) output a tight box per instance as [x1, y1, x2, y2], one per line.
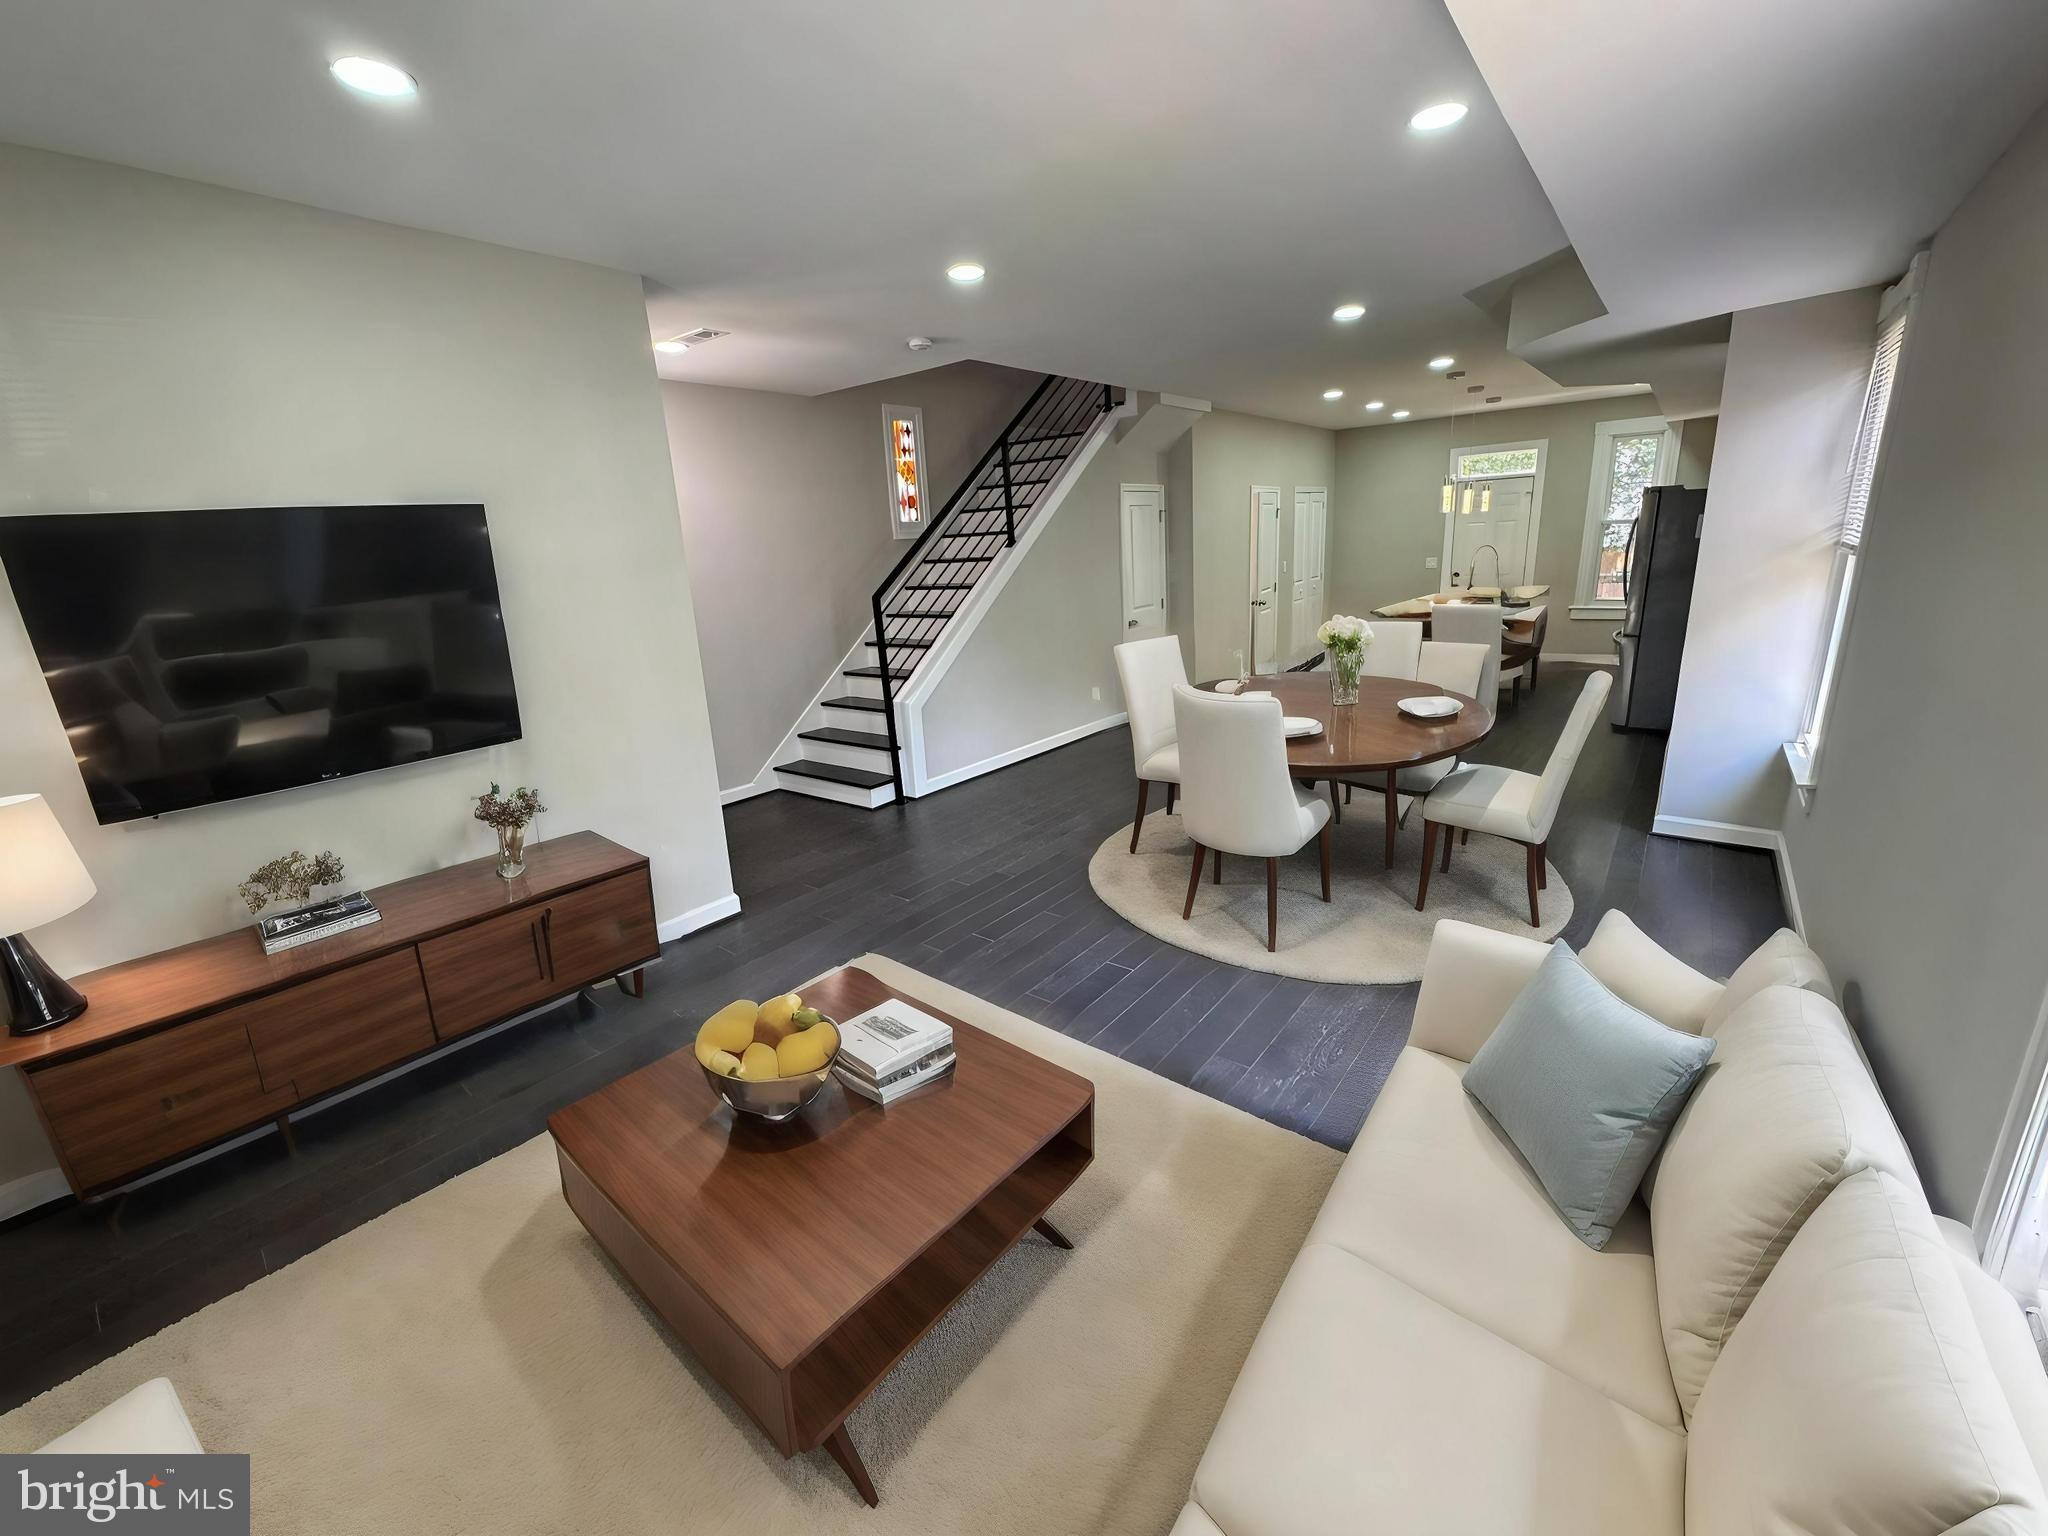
[771, 374, 1122, 806]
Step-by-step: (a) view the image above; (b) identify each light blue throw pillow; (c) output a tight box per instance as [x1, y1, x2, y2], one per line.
[1464, 941, 1715, 1249]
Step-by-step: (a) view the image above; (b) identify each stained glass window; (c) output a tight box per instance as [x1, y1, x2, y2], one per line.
[883, 406, 926, 539]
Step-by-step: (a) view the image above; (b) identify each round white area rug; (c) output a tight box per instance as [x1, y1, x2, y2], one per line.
[1090, 806, 1571, 983]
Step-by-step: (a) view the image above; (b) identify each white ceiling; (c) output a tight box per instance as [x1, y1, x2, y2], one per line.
[1446, 0, 2048, 333]
[0, 0, 1621, 425]
[5, 3, 2040, 428]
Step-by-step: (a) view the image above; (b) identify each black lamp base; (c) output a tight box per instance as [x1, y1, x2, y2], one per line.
[0, 933, 87, 1036]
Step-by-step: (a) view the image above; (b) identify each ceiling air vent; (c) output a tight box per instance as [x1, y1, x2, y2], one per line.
[676, 327, 728, 346]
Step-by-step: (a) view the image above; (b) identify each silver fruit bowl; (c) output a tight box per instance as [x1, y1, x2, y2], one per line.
[699, 1021, 840, 1123]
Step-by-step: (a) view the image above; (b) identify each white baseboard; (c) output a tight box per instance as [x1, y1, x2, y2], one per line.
[0, 1168, 72, 1223]
[1774, 835, 1806, 940]
[1651, 813, 1777, 850]
[914, 712, 1129, 796]
[1542, 653, 1619, 665]
[719, 782, 776, 806]
[658, 891, 741, 943]
[1652, 814, 1805, 940]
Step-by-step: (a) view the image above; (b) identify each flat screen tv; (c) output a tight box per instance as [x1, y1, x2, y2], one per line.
[0, 504, 522, 824]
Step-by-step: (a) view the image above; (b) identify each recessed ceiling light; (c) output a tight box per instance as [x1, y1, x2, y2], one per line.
[1364, 401, 1385, 412]
[1428, 356, 1455, 370]
[1409, 102, 1467, 132]
[946, 261, 986, 284]
[1391, 409, 1411, 420]
[653, 340, 688, 355]
[1322, 389, 1344, 401]
[1332, 303, 1366, 322]
[329, 56, 418, 99]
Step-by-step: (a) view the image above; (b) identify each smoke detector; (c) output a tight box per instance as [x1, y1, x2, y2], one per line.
[906, 336, 935, 352]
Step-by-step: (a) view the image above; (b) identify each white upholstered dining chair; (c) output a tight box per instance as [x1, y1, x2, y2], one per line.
[1172, 684, 1332, 952]
[1392, 639, 1489, 802]
[1357, 619, 1422, 679]
[1113, 635, 1187, 852]
[1429, 602, 1505, 704]
[1415, 669, 1612, 926]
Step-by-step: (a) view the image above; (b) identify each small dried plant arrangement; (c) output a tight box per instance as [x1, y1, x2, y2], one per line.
[475, 783, 547, 879]
[239, 850, 347, 915]
[473, 783, 546, 831]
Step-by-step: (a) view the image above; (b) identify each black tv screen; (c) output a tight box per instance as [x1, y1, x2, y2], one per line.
[0, 504, 522, 824]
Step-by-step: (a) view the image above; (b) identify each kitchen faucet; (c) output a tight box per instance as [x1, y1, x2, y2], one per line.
[1460, 543, 1502, 591]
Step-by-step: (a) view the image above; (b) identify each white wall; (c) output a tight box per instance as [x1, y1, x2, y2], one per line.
[0, 145, 733, 1192]
[916, 429, 1146, 781]
[1188, 411, 1337, 679]
[661, 364, 1039, 792]
[1781, 105, 2048, 1221]
[1655, 287, 1879, 838]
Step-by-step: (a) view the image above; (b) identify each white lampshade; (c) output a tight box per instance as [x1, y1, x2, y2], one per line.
[0, 795, 96, 935]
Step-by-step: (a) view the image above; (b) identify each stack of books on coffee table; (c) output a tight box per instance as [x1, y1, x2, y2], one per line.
[257, 891, 382, 955]
[832, 998, 955, 1106]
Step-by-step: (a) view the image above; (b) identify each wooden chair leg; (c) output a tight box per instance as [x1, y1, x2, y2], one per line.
[1461, 828, 1470, 846]
[1266, 858, 1279, 952]
[1525, 842, 1542, 927]
[1440, 822, 1454, 872]
[1417, 821, 1439, 910]
[1344, 783, 1353, 805]
[1329, 780, 1342, 824]
[1212, 847, 1222, 884]
[1318, 823, 1332, 901]
[1383, 771, 1399, 869]
[1130, 780, 1150, 853]
[1182, 841, 1208, 919]
[1536, 843, 1548, 889]
[1165, 782, 1177, 816]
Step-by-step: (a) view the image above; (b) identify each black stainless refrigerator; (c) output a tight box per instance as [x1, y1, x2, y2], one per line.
[1611, 485, 1706, 731]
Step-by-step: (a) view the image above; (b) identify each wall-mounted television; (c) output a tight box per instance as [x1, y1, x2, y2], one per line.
[0, 503, 523, 824]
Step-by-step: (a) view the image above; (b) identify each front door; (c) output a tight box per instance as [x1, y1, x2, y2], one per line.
[1120, 484, 1167, 642]
[1447, 475, 1533, 590]
[1292, 486, 1327, 661]
[1251, 486, 1281, 672]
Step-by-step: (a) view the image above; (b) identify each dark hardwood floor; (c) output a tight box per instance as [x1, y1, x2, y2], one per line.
[0, 664, 1784, 1414]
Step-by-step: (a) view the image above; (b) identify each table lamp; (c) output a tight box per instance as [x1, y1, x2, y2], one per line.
[0, 794, 97, 1035]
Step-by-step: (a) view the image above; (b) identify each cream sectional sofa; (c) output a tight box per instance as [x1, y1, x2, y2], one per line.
[1173, 914, 2048, 1536]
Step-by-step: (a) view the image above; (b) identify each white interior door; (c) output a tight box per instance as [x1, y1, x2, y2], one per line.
[1252, 486, 1281, 672]
[1448, 475, 1533, 589]
[1120, 484, 1167, 642]
[1295, 487, 1327, 655]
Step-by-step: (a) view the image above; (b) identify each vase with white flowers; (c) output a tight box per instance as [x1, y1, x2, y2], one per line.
[1317, 615, 1373, 706]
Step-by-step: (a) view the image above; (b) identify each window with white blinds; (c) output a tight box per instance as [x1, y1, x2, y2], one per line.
[1788, 277, 1916, 788]
[1838, 308, 1908, 551]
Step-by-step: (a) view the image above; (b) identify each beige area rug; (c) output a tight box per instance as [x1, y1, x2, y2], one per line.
[0, 955, 1338, 1536]
[1091, 808, 1571, 983]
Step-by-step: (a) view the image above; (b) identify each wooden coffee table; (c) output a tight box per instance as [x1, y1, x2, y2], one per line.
[546, 966, 1095, 1505]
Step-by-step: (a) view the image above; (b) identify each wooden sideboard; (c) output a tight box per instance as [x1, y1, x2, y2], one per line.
[0, 831, 660, 1196]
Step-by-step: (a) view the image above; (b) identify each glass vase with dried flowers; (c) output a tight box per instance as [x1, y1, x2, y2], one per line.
[474, 783, 546, 879]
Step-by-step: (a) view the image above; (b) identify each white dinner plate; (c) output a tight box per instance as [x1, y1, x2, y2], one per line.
[1397, 695, 1463, 720]
[1283, 716, 1324, 738]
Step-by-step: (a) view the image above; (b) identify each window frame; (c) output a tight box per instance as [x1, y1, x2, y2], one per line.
[1440, 438, 1548, 590]
[881, 404, 929, 541]
[1571, 415, 1677, 617]
[1784, 275, 1917, 794]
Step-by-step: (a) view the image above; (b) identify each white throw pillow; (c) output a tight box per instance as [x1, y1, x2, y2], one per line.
[1651, 983, 1919, 1418]
[1580, 910, 1722, 1034]
[1702, 927, 1834, 1034]
[1687, 1170, 2044, 1536]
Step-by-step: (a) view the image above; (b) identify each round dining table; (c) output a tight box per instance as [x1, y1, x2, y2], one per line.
[1199, 672, 1494, 867]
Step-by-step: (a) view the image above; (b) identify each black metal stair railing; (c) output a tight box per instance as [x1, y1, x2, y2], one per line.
[870, 375, 1120, 800]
